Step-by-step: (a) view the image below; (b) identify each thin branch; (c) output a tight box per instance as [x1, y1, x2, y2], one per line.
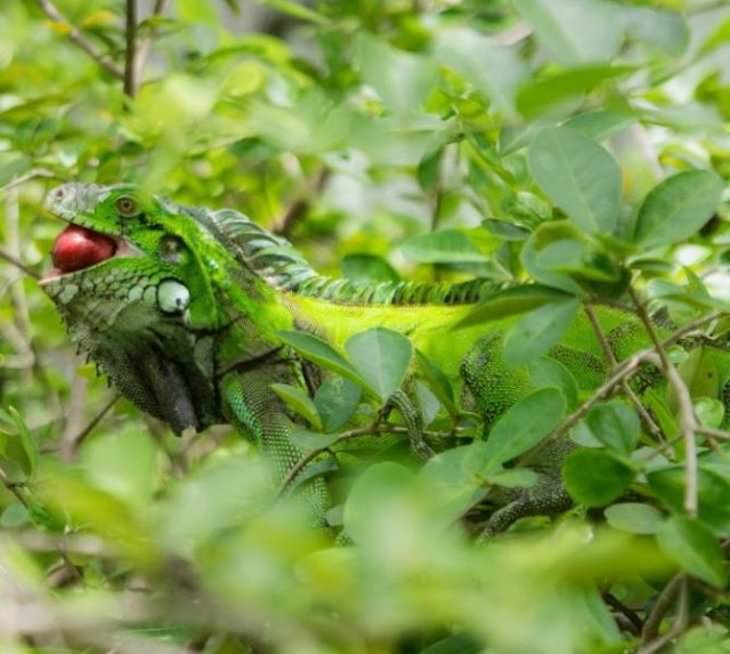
[0, 466, 29, 508]
[34, 0, 123, 79]
[64, 393, 120, 459]
[124, 0, 138, 96]
[135, 0, 169, 80]
[0, 168, 56, 194]
[277, 423, 462, 496]
[0, 247, 40, 280]
[584, 303, 663, 441]
[273, 168, 330, 237]
[638, 576, 690, 654]
[531, 312, 721, 460]
[630, 288, 699, 517]
[602, 592, 643, 636]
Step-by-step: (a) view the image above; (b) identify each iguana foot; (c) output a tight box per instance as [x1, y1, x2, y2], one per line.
[478, 478, 573, 541]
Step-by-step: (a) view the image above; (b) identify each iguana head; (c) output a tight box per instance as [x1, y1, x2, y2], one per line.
[40, 182, 232, 434]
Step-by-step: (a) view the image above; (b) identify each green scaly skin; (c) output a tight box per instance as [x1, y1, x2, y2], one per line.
[40, 183, 730, 533]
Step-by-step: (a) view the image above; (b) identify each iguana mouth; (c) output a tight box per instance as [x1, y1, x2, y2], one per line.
[41, 225, 138, 284]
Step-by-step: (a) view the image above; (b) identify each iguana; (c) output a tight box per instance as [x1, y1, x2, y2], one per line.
[40, 182, 730, 534]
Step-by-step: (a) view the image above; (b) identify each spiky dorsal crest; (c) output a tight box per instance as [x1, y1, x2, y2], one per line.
[196, 206, 499, 306]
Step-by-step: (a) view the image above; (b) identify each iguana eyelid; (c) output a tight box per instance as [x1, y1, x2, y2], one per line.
[115, 196, 140, 217]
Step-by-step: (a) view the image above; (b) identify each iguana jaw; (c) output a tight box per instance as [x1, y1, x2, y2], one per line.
[40, 227, 140, 285]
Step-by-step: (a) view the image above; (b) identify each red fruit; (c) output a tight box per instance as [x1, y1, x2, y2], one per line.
[52, 225, 117, 273]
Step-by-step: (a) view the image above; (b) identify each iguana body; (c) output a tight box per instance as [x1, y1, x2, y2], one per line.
[40, 183, 730, 532]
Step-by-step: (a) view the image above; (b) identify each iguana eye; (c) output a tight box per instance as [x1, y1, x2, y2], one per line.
[115, 196, 139, 217]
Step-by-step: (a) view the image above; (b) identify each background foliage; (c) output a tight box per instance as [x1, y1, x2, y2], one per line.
[2, 0, 730, 652]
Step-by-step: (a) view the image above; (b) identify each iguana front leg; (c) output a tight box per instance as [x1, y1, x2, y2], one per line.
[478, 438, 576, 540]
[385, 389, 434, 461]
[221, 371, 329, 519]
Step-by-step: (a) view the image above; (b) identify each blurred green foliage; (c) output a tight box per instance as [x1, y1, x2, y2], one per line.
[2, 0, 730, 652]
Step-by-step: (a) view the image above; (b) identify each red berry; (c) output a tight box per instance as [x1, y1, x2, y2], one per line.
[52, 225, 117, 273]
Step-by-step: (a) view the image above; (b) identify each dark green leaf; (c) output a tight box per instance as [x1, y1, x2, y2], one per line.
[342, 254, 399, 283]
[657, 516, 727, 587]
[278, 331, 373, 394]
[346, 328, 413, 401]
[528, 127, 621, 235]
[517, 65, 634, 119]
[503, 298, 580, 366]
[270, 383, 323, 431]
[401, 230, 490, 264]
[604, 503, 663, 535]
[482, 388, 565, 466]
[457, 284, 573, 328]
[563, 449, 635, 506]
[633, 171, 725, 249]
[585, 401, 640, 455]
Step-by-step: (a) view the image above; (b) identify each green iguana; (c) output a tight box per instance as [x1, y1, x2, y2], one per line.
[40, 182, 730, 534]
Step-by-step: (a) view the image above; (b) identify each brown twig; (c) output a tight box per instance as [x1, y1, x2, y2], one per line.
[584, 303, 663, 441]
[34, 0, 123, 79]
[629, 288, 698, 517]
[64, 393, 120, 458]
[135, 0, 169, 80]
[602, 592, 643, 636]
[273, 168, 330, 237]
[0, 466, 29, 507]
[0, 247, 40, 280]
[0, 168, 56, 194]
[532, 312, 721, 458]
[638, 575, 690, 654]
[277, 423, 461, 496]
[123, 0, 138, 96]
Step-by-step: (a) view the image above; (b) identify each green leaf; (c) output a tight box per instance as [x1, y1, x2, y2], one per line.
[648, 466, 730, 536]
[513, 0, 624, 66]
[346, 327, 413, 401]
[585, 401, 640, 455]
[415, 350, 457, 416]
[271, 383, 323, 431]
[563, 110, 635, 141]
[457, 284, 573, 328]
[503, 298, 580, 366]
[623, 7, 689, 56]
[528, 127, 621, 235]
[420, 443, 490, 522]
[699, 16, 730, 55]
[401, 230, 490, 264]
[434, 28, 527, 115]
[695, 398, 724, 430]
[481, 219, 531, 241]
[288, 428, 340, 452]
[633, 171, 725, 249]
[342, 254, 399, 283]
[528, 357, 579, 409]
[562, 449, 635, 507]
[605, 503, 664, 535]
[81, 429, 158, 510]
[357, 34, 436, 116]
[8, 407, 38, 477]
[343, 462, 415, 543]
[418, 147, 444, 193]
[314, 377, 362, 432]
[517, 65, 634, 119]
[278, 331, 372, 393]
[482, 388, 565, 467]
[178, 0, 218, 25]
[657, 516, 727, 587]
[256, 0, 330, 25]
